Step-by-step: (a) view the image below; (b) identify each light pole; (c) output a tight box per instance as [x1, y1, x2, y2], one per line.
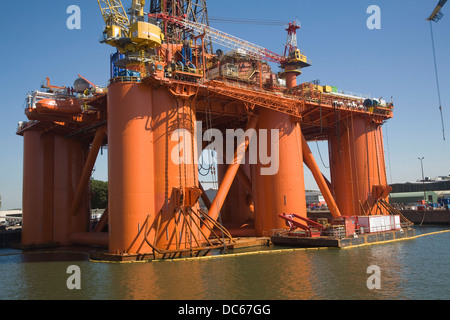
[418, 157, 427, 209]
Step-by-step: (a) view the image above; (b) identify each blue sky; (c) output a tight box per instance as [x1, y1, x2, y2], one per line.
[0, 0, 449, 209]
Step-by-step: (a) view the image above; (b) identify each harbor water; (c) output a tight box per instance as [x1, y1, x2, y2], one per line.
[1, 226, 449, 300]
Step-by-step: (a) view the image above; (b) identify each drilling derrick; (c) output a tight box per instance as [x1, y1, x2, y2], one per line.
[150, 0, 212, 52]
[16, 1, 400, 260]
[280, 21, 311, 89]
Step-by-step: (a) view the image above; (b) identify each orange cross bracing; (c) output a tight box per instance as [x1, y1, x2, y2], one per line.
[18, 75, 393, 142]
[205, 80, 305, 116]
[200, 80, 394, 134]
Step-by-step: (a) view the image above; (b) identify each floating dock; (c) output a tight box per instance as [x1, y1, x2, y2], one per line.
[271, 228, 416, 248]
[90, 237, 270, 262]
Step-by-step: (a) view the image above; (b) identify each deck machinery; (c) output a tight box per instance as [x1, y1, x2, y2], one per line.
[16, 1, 398, 260]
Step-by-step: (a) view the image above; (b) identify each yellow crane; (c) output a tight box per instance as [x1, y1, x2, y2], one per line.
[427, 0, 447, 21]
[97, 0, 163, 53]
[427, 0, 447, 141]
[98, 0, 129, 40]
[128, 0, 146, 23]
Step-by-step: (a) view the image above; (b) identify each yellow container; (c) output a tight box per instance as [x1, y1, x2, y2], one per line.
[130, 21, 163, 47]
[323, 85, 332, 93]
[106, 25, 122, 39]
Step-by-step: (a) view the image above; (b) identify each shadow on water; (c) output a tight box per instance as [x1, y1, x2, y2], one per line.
[0, 225, 449, 300]
[0, 246, 99, 265]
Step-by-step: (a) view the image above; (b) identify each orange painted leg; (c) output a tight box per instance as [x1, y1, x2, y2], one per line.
[253, 110, 307, 236]
[22, 130, 54, 245]
[107, 82, 155, 254]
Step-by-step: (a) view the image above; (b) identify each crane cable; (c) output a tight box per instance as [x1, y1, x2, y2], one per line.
[204, 93, 227, 253]
[315, 140, 329, 169]
[208, 16, 286, 26]
[429, 20, 446, 141]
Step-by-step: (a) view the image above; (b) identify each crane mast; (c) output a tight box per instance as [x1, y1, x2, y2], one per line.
[97, 0, 164, 53]
[129, 0, 146, 23]
[97, 0, 130, 39]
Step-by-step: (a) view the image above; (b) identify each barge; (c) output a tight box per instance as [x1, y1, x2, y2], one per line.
[270, 213, 416, 248]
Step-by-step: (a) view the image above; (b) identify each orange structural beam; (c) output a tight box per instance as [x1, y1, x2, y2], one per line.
[220, 154, 252, 194]
[206, 80, 304, 116]
[300, 128, 341, 218]
[93, 206, 109, 233]
[235, 165, 253, 194]
[70, 125, 107, 217]
[199, 183, 212, 210]
[201, 115, 259, 239]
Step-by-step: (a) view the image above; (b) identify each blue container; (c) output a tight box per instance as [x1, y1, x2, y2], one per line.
[110, 51, 125, 78]
[118, 69, 141, 77]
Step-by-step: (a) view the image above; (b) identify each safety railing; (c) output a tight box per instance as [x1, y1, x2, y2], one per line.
[108, 76, 141, 85]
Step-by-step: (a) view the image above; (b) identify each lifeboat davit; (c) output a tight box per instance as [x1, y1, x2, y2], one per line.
[35, 98, 81, 116]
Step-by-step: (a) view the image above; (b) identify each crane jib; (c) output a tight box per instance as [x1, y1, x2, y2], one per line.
[150, 13, 288, 64]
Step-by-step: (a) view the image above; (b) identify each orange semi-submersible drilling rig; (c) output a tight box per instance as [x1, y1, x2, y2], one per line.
[16, 0, 403, 260]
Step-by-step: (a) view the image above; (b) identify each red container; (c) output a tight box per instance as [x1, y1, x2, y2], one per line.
[344, 216, 357, 236]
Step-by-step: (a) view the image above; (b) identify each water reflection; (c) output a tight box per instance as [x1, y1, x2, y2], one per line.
[1, 226, 450, 300]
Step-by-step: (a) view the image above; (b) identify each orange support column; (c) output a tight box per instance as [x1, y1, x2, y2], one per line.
[329, 116, 390, 216]
[285, 72, 298, 90]
[152, 89, 199, 250]
[253, 110, 307, 236]
[22, 130, 54, 246]
[328, 121, 356, 216]
[358, 122, 390, 215]
[108, 82, 155, 255]
[53, 135, 89, 245]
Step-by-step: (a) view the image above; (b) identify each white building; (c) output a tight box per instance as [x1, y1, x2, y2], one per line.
[0, 210, 22, 226]
[305, 190, 325, 205]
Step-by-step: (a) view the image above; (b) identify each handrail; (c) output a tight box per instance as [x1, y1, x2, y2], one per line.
[108, 76, 141, 85]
